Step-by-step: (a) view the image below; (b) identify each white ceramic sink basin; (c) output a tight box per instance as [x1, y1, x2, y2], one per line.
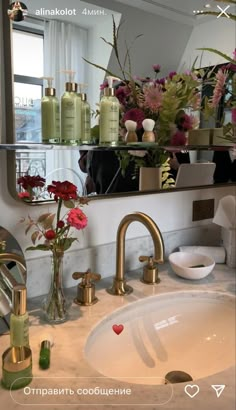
[85, 291, 235, 385]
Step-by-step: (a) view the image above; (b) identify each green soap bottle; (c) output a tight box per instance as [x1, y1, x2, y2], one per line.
[99, 76, 120, 145]
[61, 70, 82, 145]
[10, 285, 29, 348]
[41, 77, 60, 144]
[78, 83, 92, 144]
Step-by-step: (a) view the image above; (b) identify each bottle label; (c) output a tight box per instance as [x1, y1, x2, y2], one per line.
[100, 102, 119, 143]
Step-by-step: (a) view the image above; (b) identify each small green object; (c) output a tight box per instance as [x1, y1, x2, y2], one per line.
[39, 341, 51, 370]
[189, 264, 205, 268]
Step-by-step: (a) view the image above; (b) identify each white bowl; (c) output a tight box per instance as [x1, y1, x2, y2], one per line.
[168, 251, 215, 280]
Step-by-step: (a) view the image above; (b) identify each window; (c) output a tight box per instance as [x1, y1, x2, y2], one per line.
[13, 28, 44, 142]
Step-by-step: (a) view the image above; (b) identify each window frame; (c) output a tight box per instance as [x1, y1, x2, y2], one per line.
[13, 24, 44, 92]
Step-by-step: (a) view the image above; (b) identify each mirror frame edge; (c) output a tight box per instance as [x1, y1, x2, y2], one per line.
[2, 1, 18, 200]
[1, 2, 234, 204]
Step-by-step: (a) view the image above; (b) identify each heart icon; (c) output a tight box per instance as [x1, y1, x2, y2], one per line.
[112, 324, 124, 335]
[184, 384, 200, 398]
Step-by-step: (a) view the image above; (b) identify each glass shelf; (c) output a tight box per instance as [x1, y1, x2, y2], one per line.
[0, 143, 235, 151]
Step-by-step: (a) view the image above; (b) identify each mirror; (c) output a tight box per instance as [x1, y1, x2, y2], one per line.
[0, 225, 27, 333]
[2, 0, 235, 202]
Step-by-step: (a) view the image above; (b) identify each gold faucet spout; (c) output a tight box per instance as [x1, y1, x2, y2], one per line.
[107, 212, 164, 296]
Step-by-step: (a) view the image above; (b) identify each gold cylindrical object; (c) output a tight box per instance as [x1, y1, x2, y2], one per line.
[125, 131, 138, 143]
[45, 88, 56, 97]
[2, 346, 32, 372]
[142, 131, 155, 142]
[139, 255, 160, 284]
[65, 82, 77, 92]
[72, 269, 101, 305]
[142, 265, 160, 284]
[12, 285, 26, 316]
[104, 87, 115, 96]
[74, 284, 98, 306]
[41, 340, 51, 350]
[79, 93, 87, 101]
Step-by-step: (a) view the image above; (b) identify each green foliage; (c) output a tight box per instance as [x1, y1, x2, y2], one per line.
[117, 149, 169, 179]
[197, 48, 236, 64]
[158, 73, 199, 144]
[26, 244, 51, 252]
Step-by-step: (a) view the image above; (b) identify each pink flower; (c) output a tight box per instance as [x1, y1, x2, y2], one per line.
[168, 71, 177, 80]
[170, 130, 187, 146]
[182, 114, 194, 131]
[152, 64, 161, 73]
[115, 85, 130, 105]
[67, 208, 88, 230]
[143, 84, 163, 113]
[123, 108, 145, 130]
[225, 63, 236, 72]
[233, 49, 236, 60]
[100, 80, 108, 90]
[210, 68, 228, 108]
[232, 108, 236, 124]
[156, 77, 165, 86]
[18, 191, 30, 199]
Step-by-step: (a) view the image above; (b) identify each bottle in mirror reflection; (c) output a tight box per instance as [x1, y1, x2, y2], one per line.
[99, 76, 120, 145]
[61, 70, 82, 145]
[41, 77, 60, 144]
[79, 83, 92, 144]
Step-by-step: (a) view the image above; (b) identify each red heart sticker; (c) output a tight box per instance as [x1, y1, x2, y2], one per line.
[112, 324, 124, 335]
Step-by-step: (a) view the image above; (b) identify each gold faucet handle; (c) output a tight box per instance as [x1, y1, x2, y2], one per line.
[139, 255, 158, 266]
[72, 269, 101, 286]
[139, 256, 160, 285]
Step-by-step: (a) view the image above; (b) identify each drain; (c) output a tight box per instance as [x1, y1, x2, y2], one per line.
[165, 370, 193, 384]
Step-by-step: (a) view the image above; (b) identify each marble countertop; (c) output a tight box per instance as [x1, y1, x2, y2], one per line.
[0, 263, 235, 410]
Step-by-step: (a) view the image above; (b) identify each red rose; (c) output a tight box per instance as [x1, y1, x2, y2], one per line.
[47, 180, 78, 201]
[18, 192, 30, 199]
[44, 230, 56, 240]
[17, 175, 45, 190]
[57, 220, 65, 229]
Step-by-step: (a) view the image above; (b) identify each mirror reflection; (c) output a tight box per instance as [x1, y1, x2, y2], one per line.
[0, 226, 27, 333]
[4, 0, 236, 200]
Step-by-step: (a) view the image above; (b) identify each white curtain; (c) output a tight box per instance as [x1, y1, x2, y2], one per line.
[44, 20, 88, 97]
[43, 20, 88, 192]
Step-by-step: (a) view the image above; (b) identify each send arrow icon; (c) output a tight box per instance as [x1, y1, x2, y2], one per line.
[211, 385, 225, 398]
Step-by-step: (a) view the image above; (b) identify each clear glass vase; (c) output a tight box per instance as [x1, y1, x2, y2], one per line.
[42, 250, 67, 324]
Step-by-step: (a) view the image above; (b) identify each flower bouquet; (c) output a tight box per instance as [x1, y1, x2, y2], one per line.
[18, 176, 88, 323]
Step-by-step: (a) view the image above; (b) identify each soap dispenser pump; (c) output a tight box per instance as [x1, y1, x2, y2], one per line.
[99, 76, 120, 145]
[139, 255, 160, 284]
[72, 269, 101, 306]
[61, 70, 82, 145]
[41, 76, 60, 144]
[78, 83, 92, 144]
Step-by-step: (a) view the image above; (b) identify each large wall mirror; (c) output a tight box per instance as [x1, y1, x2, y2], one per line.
[1, 0, 235, 202]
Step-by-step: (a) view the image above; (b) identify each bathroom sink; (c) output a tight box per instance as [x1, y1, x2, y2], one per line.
[85, 291, 235, 385]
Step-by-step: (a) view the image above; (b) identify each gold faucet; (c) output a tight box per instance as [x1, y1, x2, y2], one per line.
[107, 212, 164, 296]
